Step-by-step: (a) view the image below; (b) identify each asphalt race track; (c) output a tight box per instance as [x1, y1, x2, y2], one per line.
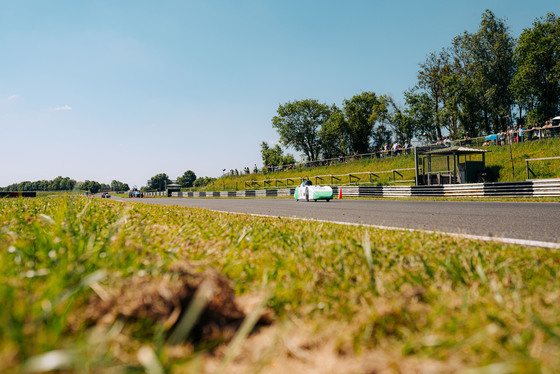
[112, 197, 560, 248]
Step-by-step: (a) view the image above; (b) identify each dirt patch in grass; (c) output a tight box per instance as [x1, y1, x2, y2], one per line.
[80, 261, 272, 343]
[201, 320, 464, 374]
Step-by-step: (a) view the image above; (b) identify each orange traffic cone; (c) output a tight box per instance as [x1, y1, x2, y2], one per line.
[338, 187, 342, 199]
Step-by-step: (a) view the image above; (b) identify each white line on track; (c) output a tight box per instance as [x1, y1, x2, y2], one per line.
[208, 209, 560, 250]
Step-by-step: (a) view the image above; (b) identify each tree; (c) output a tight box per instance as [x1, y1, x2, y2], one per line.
[343, 91, 384, 153]
[386, 100, 416, 143]
[319, 92, 388, 155]
[440, 73, 465, 138]
[0, 177, 76, 191]
[272, 99, 333, 161]
[404, 90, 436, 142]
[260, 142, 296, 168]
[513, 13, 560, 124]
[414, 10, 515, 136]
[177, 170, 196, 188]
[193, 177, 215, 187]
[111, 180, 130, 192]
[417, 50, 449, 138]
[319, 107, 350, 159]
[469, 10, 515, 133]
[82, 180, 101, 194]
[148, 173, 171, 191]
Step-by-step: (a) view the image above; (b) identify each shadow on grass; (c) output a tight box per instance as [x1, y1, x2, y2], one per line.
[484, 166, 501, 182]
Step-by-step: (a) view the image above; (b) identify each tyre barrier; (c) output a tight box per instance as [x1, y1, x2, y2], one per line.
[143, 179, 560, 198]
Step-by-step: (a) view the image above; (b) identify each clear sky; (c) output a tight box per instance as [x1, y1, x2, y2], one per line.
[1, 0, 558, 188]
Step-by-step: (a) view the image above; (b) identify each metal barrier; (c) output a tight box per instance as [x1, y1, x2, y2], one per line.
[532, 179, 560, 197]
[155, 179, 560, 198]
[526, 156, 560, 180]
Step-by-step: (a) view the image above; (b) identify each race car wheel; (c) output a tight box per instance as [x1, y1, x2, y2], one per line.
[326, 199, 330, 202]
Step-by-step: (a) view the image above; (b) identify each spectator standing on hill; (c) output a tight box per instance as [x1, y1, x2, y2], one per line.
[530, 123, 539, 140]
[464, 132, 471, 145]
[391, 141, 400, 156]
[382, 143, 388, 157]
[403, 139, 410, 154]
[253, 164, 258, 173]
[443, 137, 451, 147]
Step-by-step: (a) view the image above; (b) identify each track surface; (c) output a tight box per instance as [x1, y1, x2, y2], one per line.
[112, 197, 560, 247]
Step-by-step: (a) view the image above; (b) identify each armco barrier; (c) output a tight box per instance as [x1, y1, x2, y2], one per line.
[532, 179, 560, 197]
[143, 179, 560, 198]
[443, 184, 484, 197]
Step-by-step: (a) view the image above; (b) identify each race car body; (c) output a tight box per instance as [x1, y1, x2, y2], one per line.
[294, 180, 333, 202]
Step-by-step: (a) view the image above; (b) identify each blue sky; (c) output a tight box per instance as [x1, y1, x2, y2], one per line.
[1, 0, 558, 188]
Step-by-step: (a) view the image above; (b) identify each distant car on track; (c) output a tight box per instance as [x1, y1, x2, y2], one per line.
[101, 192, 111, 198]
[294, 180, 333, 202]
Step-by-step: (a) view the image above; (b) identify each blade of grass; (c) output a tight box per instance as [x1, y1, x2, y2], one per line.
[167, 279, 214, 345]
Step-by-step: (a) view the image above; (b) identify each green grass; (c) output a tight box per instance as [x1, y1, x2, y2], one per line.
[201, 138, 560, 191]
[1, 196, 560, 372]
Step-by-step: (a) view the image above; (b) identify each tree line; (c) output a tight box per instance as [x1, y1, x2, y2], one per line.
[145, 171, 215, 191]
[1, 171, 215, 194]
[0, 176, 131, 194]
[0, 176, 77, 192]
[263, 10, 560, 165]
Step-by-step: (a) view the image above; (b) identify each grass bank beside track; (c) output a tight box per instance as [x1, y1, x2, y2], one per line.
[1, 196, 560, 373]
[200, 137, 560, 191]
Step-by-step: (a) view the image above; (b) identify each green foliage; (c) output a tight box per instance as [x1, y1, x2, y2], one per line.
[343, 91, 385, 153]
[413, 9, 555, 137]
[416, 50, 448, 138]
[260, 142, 295, 167]
[110, 180, 130, 192]
[272, 99, 333, 161]
[80, 180, 101, 194]
[404, 90, 436, 141]
[1, 197, 560, 371]
[468, 9, 515, 133]
[513, 12, 560, 124]
[193, 176, 215, 187]
[319, 108, 349, 158]
[148, 173, 171, 191]
[0, 176, 77, 192]
[177, 170, 197, 188]
[319, 92, 391, 157]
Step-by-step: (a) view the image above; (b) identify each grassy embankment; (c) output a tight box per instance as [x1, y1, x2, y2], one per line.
[200, 138, 560, 191]
[1, 196, 560, 373]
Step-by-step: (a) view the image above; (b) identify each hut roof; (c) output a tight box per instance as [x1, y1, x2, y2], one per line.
[426, 146, 490, 155]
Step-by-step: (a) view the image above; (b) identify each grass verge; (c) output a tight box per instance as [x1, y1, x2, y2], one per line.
[202, 137, 560, 191]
